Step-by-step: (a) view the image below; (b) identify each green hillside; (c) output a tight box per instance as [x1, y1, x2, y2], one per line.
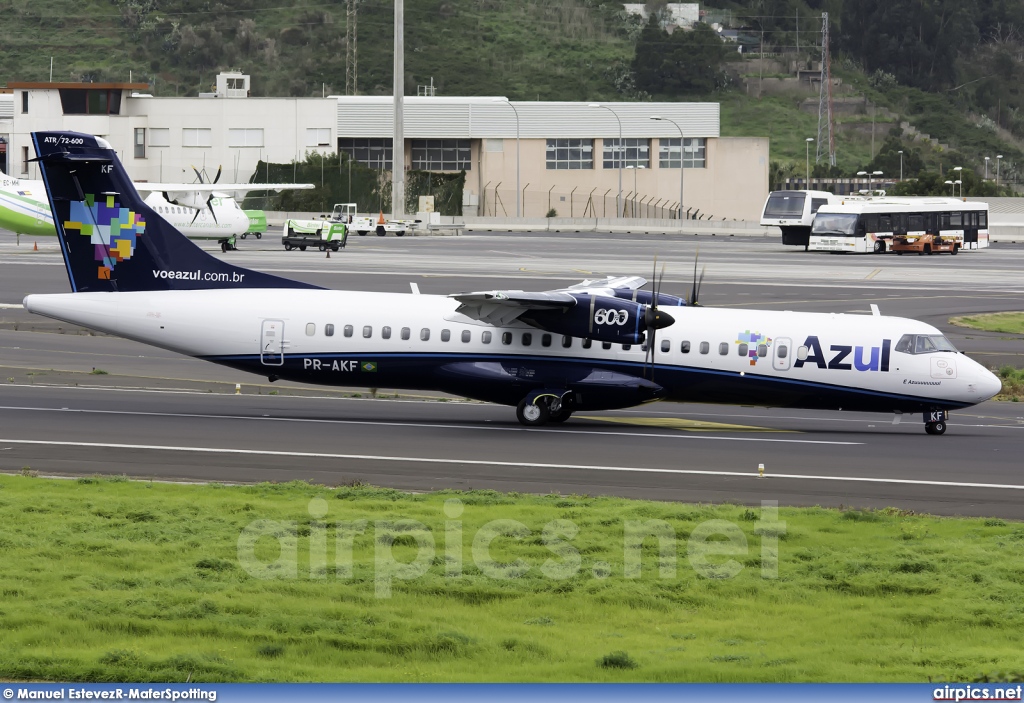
[3, 0, 1023, 188]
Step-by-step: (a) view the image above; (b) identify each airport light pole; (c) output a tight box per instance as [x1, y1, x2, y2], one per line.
[997, 154, 1003, 186]
[985, 156, 990, 180]
[898, 150, 903, 181]
[650, 115, 685, 219]
[591, 103, 623, 217]
[872, 170, 883, 193]
[953, 166, 963, 197]
[945, 179, 954, 196]
[805, 137, 814, 186]
[856, 170, 867, 194]
[392, 0, 405, 219]
[492, 97, 520, 217]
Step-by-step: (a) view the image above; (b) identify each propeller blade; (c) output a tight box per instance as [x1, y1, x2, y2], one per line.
[206, 195, 218, 224]
[192, 166, 204, 184]
[694, 265, 706, 307]
[189, 208, 201, 225]
[213, 165, 222, 184]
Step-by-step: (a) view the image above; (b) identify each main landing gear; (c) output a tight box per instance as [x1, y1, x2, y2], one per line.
[923, 410, 948, 435]
[516, 392, 573, 427]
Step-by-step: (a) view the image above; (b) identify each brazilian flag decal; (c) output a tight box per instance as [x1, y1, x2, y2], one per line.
[361, 361, 378, 372]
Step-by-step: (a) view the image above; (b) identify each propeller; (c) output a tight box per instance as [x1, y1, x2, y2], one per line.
[643, 257, 675, 380]
[688, 247, 706, 307]
[192, 166, 205, 184]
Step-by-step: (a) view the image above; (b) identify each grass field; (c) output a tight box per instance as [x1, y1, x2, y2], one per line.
[1, 475, 1023, 682]
[951, 313, 1024, 336]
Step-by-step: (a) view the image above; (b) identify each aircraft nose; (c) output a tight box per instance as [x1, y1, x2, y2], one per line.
[978, 367, 1003, 401]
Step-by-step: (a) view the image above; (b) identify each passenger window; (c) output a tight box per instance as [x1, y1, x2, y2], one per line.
[325, 324, 335, 337]
[401, 327, 411, 340]
[363, 325, 372, 338]
[482, 331, 492, 344]
[797, 346, 808, 360]
[562, 336, 572, 348]
[738, 343, 748, 357]
[541, 334, 551, 347]
[602, 342, 612, 350]
[777, 344, 788, 359]
[661, 339, 670, 353]
[305, 323, 315, 336]
[522, 333, 532, 346]
[461, 330, 471, 343]
[699, 342, 709, 354]
[719, 342, 729, 355]
[441, 329, 451, 342]
[582, 339, 592, 349]
[502, 332, 512, 345]
[420, 328, 430, 341]
[681, 341, 691, 353]
[757, 344, 767, 358]
[344, 325, 353, 338]
[382, 326, 391, 340]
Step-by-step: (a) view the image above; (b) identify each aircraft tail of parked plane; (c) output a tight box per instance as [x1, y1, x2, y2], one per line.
[26, 131, 1003, 434]
[30, 132, 317, 293]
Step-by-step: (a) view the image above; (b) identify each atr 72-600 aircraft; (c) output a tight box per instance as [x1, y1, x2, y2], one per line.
[0, 166, 312, 248]
[24, 131, 1002, 434]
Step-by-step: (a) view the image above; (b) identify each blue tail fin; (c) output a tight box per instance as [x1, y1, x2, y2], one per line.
[31, 131, 318, 293]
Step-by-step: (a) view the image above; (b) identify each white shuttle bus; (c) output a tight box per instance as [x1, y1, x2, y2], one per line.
[809, 197, 990, 254]
[760, 190, 839, 249]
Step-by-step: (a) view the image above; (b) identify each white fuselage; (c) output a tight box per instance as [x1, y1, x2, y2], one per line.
[23, 288, 1003, 412]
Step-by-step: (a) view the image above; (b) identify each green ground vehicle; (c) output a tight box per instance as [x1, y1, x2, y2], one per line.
[281, 218, 348, 251]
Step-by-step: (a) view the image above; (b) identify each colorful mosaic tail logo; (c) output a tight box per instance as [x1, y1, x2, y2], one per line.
[737, 330, 772, 366]
[63, 194, 146, 280]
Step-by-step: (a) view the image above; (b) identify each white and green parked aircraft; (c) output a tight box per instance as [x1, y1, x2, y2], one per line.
[0, 167, 312, 250]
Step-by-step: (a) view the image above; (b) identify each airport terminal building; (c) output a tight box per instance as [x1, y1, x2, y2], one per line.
[0, 74, 769, 221]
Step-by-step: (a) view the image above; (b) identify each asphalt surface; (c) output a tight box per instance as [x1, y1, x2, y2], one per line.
[2, 228, 1023, 517]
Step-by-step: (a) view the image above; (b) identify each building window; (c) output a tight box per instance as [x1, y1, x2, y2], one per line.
[306, 128, 331, 147]
[338, 138, 392, 170]
[603, 138, 649, 169]
[134, 128, 146, 159]
[183, 128, 212, 148]
[545, 138, 593, 170]
[411, 139, 471, 171]
[659, 138, 706, 169]
[149, 128, 170, 147]
[21, 91, 28, 113]
[228, 128, 263, 148]
[485, 138, 504, 153]
[21, 146, 29, 175]
[57, 89, 122, 116]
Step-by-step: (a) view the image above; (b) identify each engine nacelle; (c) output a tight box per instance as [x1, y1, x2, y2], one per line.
[610, 288, 687, 307]
[520, 294, 672, 345]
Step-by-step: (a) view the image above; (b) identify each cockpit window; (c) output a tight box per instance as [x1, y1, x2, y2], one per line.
[895, 334, 958, 354]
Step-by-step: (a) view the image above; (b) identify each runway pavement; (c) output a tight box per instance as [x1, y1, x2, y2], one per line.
[1, 228, 1023, 517]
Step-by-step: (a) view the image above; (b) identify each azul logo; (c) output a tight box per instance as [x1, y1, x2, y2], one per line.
[64, 194, 146, 280]
[793, 336, 891, 372]
[737, 330, 771, 366]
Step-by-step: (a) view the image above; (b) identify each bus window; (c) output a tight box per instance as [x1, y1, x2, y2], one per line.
[864, 214, 879, 231]
[878, 214, 892, 231]
[949, 212, 962, 228]
[979, 211, 988, 228]
[908, 214, 925, 231]
[892, 213, 907, 234]
[940, 213, 951, 230]
[810, 198, 829, 214]
[763, 192, 806, 217]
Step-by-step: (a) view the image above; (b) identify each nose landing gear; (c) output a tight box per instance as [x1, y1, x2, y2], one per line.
[923, 410, 948, 435]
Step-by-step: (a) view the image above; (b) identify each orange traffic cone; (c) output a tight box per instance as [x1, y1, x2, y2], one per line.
[325, 249, 331, 259]
[33, 242, 38, 251]
[378, 210, 386, 225]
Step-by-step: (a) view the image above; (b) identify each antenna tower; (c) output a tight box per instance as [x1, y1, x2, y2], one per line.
[345, 0, 359, 95]
[815, 12, 836, 167]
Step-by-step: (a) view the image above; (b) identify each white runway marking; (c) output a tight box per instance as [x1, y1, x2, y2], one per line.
[1, 437, 1022, 491]
[0, 404, 859, 445]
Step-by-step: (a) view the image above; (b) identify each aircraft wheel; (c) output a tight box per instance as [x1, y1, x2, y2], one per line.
[873, 240, 886, 254]
[548, 409, 573, 423]
[516, 398, 550, 426]
[925, 421, 947, 435]
[284, 243, 293, 251]
[299, 245, 307, 251]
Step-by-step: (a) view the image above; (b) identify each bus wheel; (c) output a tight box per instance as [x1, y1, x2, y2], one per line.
[873, 240, 886, 254]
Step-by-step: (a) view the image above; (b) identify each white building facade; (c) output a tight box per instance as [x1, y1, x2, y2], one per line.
[2, 76, 769, 221]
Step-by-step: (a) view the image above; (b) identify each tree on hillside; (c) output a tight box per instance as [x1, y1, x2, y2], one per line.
[862, 133, 927, 179]
[632, 18, 730, 96]
[887, 168, 1008, 197]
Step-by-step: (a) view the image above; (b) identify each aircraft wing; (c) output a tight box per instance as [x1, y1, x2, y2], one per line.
[135, 182, 315, 199]
[449, 290, 577, 326]
[562, 275, 647, 295]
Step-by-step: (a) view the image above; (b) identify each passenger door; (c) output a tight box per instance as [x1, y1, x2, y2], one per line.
[772, 337, 792, 371]
[260, 319, 284, 366]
